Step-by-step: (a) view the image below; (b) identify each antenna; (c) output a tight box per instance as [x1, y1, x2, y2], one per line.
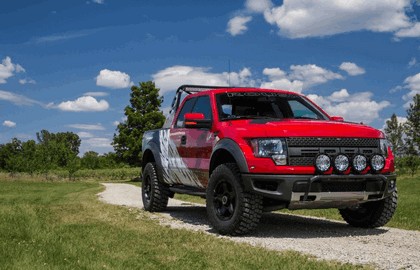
[228, 60, 231, 86]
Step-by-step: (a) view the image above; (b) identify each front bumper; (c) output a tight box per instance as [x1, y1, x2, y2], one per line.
[241, 173, 397, 209]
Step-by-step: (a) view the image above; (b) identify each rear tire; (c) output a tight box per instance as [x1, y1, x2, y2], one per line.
[206, 163, 263, 235]
[339, 189, 398, 228]
[142, 162, 169, 212]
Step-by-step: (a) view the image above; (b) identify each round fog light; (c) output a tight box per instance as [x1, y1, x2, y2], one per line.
[315, 154, 330, 172]
[334, 154, 349, 172]
[371, 154, 385, 172]
[352, 155, 367, 172]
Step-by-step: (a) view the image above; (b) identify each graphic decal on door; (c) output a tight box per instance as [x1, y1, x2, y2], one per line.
[159, 129, 203, 188]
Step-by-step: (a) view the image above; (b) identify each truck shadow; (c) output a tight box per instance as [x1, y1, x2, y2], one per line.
[164, 204, 388, 238]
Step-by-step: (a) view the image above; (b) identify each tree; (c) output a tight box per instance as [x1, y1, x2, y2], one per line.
[81, 151, 100, 169]
[36, 130, 81, 168]
[21, 140, 39, 176]
[113, 81, 165, 166]
[405, 94, 420, 155]
[384, 114, 405, 157]
[66, 155, 81, 180]
[3, 138, 24, 175]
[402, 94, 420, 176]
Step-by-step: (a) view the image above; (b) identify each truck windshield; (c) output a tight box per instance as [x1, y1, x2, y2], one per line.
[216, 92, 328, 121]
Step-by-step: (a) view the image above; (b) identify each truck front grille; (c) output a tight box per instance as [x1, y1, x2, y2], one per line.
[286, 137, 380, 166]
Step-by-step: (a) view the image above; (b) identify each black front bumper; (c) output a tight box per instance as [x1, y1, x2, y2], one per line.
[241, 173, 397, 209]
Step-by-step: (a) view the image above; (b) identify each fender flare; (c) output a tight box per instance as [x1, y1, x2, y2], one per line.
[142, 141, 164, 182]
[210, 138, 249, 174]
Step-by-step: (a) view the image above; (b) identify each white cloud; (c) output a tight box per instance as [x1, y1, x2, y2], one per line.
[83, 91, 108, 97]
[2, 120, 16, 128]
[402, 72, 420, 108]
[79, 137, 113, 155]
[112, 121, 120, 126]
[56, 96, 109, 112]
[152, 65, 255, 94]
[227, 16, 252, 36]
[31, 32, 89, 44]
[245, 0, 273, 13]
[307, 89, 390, 124]
[339, 62, 366, 76]
[261, 67, 304, 92]
[92, 0, 104, 4]
[83, 137, 112, 148]
[0, 90, 42, 106]
[408, 57, 417, 68]
[77, 131, 94, 138]
[395, 22, 420, 38]
[261, 64, 343, 92]
[261, 0, 417, 39]
[19, 78, 36, 85]
[67, 124, 105, 130]
[289, 64, 344, 87]
[96, 69, 133, 89]
[0, 57, 25, 84]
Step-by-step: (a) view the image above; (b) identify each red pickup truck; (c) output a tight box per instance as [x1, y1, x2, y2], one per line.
[141, 85, 397, 235]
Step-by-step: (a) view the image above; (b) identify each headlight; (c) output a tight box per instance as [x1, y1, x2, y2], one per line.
[380, 139, 390, 157]
[352, 154, 367, 172]
[371, 154, 385, 172]
[251, 138, 287, 165]
[315, 154, 331, 172]
[334, 154, 349, 172]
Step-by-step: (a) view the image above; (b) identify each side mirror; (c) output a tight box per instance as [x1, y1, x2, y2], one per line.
[184, 113, 212, 129]
[330, 116, 344, 122]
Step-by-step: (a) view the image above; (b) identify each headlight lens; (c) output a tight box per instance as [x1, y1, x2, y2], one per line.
[315, 154, 331, 172]
[371, 154, 385, 172]
[251, 138, 287, 165]
[352, 154, 367, 172]
[334, 154, 349, 172]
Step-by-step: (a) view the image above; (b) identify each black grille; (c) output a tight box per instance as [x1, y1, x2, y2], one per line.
[321, 181, 366, 192]
[287, 137, 380, 166]
[287, 137, 379, 147]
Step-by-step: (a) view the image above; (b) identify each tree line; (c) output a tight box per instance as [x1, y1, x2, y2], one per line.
[384, 94, 420, 176]
[0, 129, 124, 179]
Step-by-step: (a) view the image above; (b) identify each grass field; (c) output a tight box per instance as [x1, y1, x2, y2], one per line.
[0, 180, 370, 270]
[0, 167, 140, 182]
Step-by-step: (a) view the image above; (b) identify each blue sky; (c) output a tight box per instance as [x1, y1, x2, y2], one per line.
[1, 0, 419, 154]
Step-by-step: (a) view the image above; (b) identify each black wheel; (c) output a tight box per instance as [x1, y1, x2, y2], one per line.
[206, 163, 263, 235]
[142, 162, 169, 212]
[339, 189, 398, 228]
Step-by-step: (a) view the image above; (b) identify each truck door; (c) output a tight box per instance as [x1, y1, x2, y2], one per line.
[169, 95, 215, 188]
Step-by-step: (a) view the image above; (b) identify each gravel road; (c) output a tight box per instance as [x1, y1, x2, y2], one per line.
[98, 183, 420, 270]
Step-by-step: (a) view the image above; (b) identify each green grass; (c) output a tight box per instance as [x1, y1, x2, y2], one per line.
[0, 180, 369, 270]
[0, 167, 140, 182]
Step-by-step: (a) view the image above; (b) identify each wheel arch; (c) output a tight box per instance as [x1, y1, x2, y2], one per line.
[209, 138, 249, 177]
[142, 142, 164, 182]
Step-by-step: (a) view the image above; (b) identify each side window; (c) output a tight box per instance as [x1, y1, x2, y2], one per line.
[175, 98, 196, 128]
[192, 96, 212, 120]
[288, 100, 319, 119]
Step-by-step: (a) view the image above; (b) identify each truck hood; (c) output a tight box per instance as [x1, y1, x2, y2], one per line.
[218, 119, 383, 138]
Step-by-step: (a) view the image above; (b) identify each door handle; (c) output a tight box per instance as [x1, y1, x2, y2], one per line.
[181, 135, 187, 145]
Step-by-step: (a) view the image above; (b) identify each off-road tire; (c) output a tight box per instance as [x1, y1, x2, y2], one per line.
[339, 189, 398, 228]
[206, 163, 263, 236]
[142, 162, 170, 212]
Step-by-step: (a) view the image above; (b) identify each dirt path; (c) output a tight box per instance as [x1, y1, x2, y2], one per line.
[98, 183, 420, 270]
